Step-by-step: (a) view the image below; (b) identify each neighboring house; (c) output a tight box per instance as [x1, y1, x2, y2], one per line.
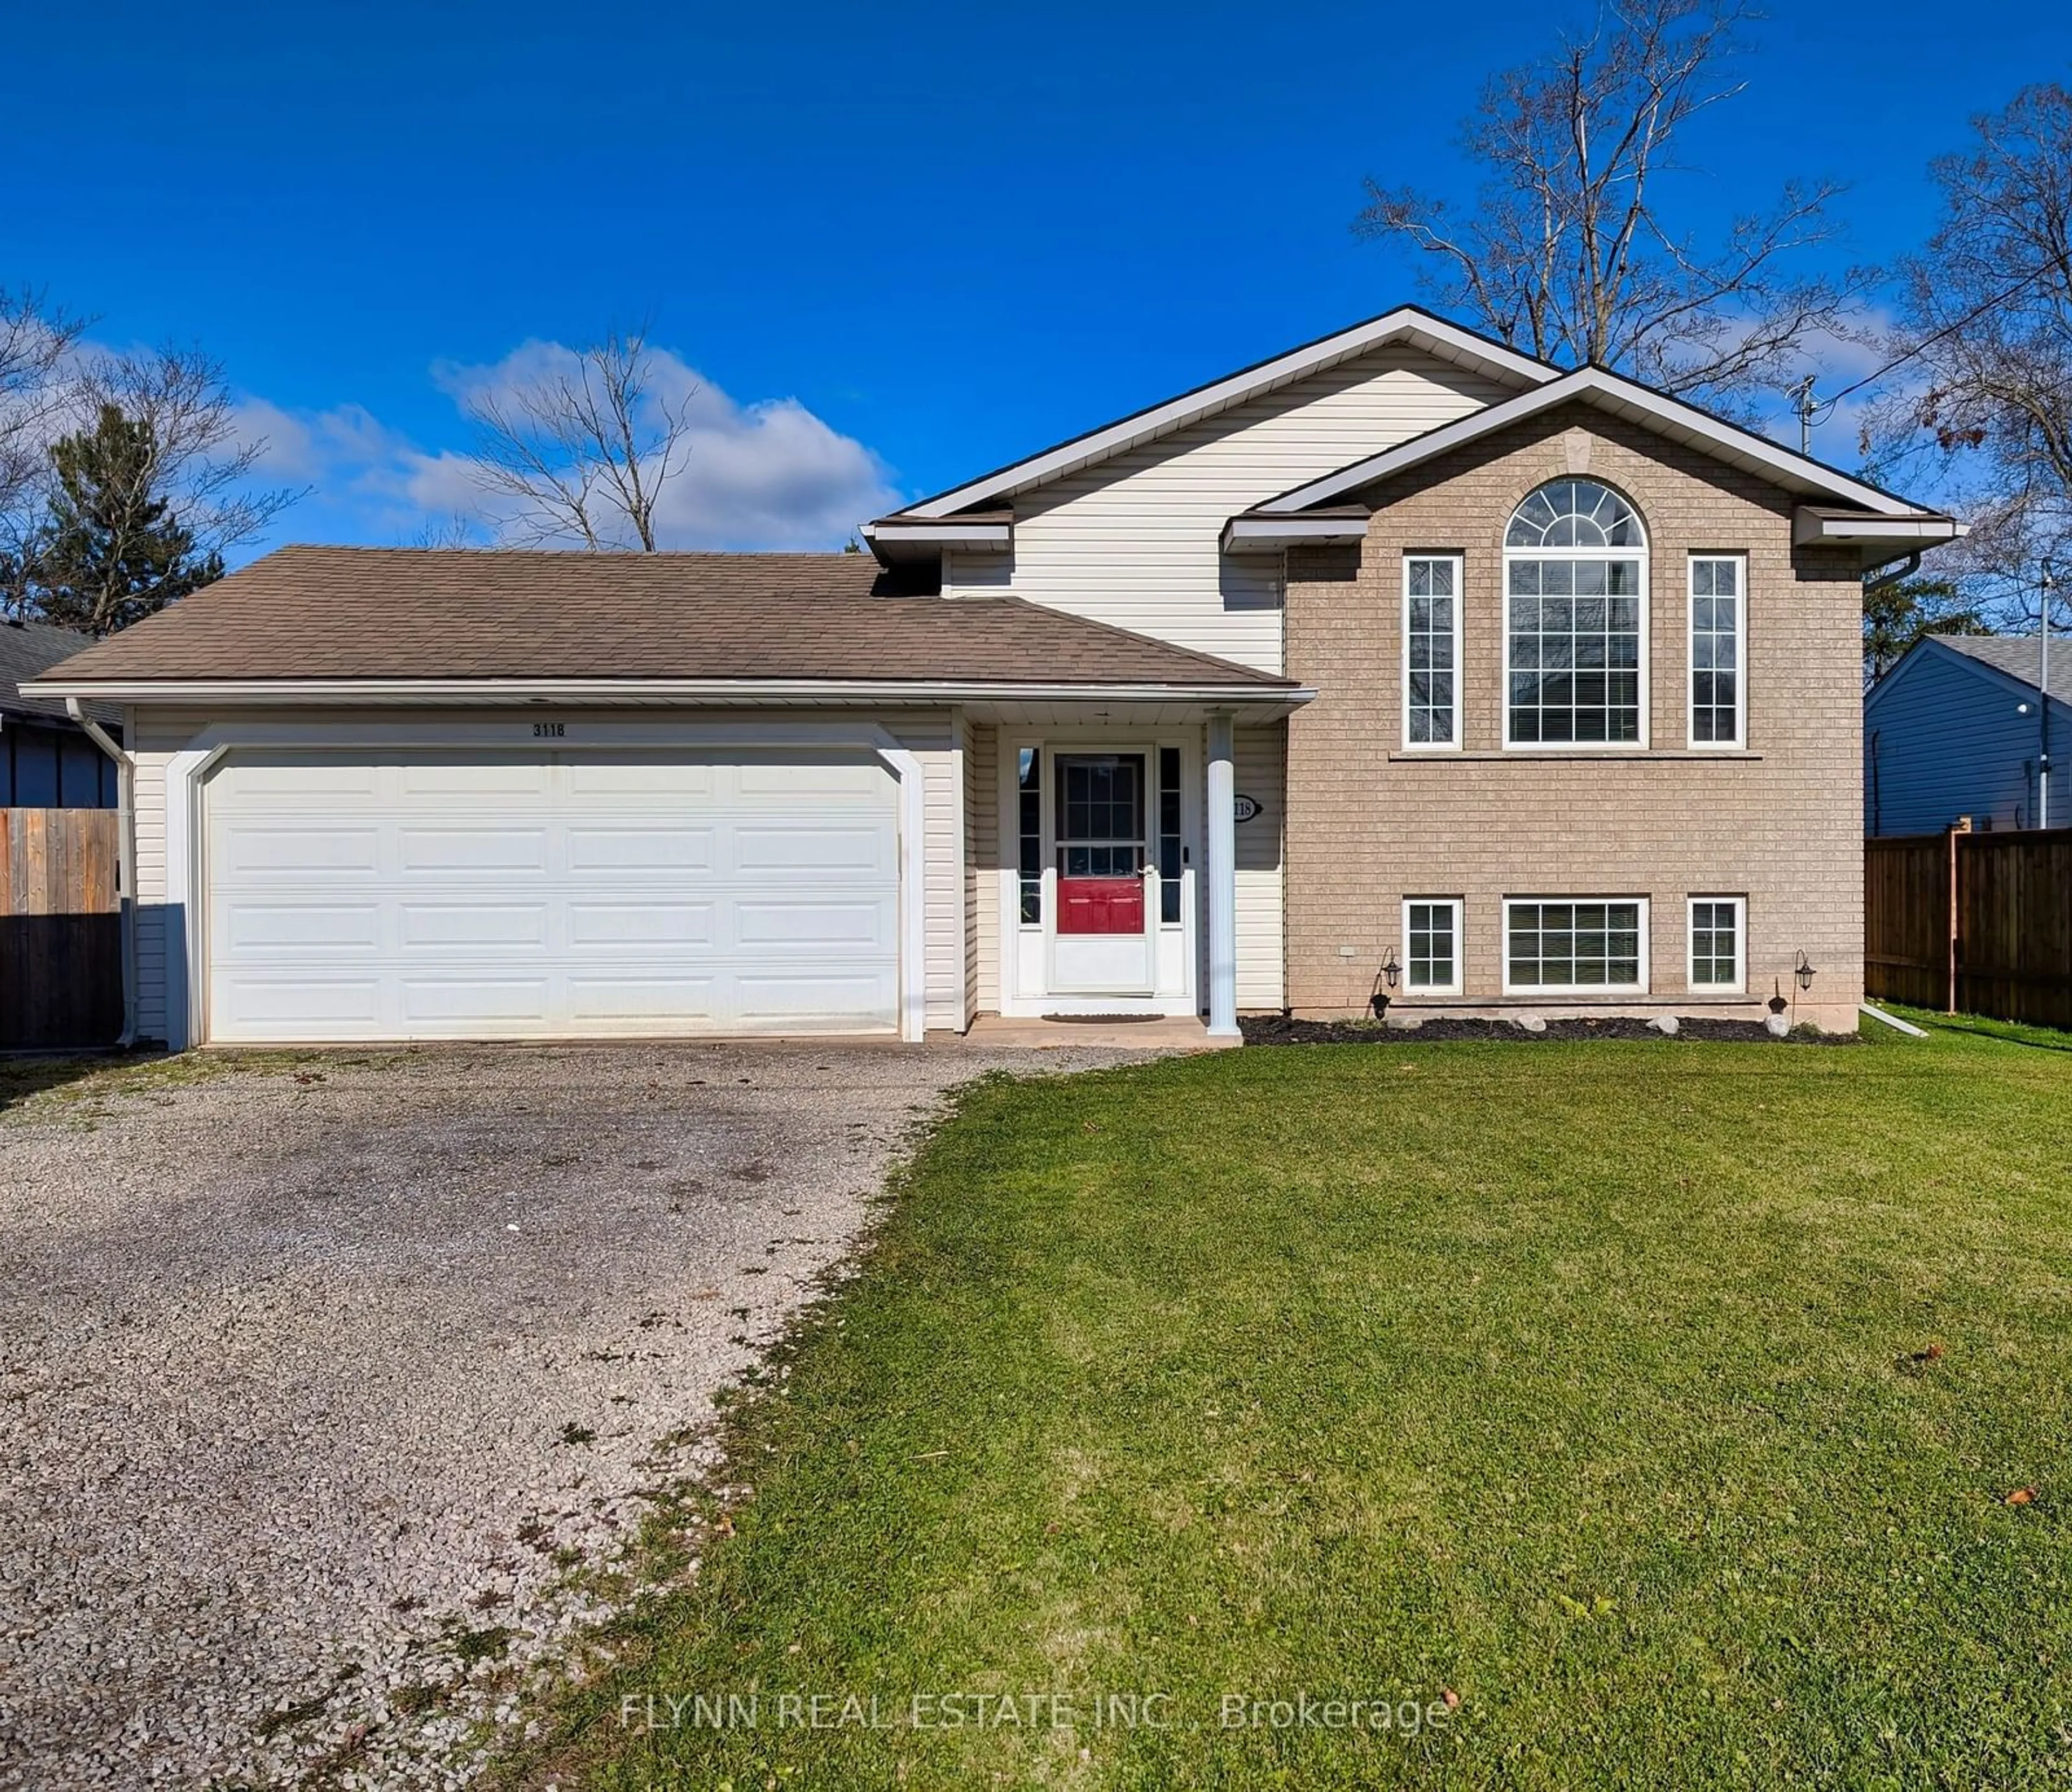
[1865, 634, 2069, 837]
[1, 618, 121, 807]
[30, 306, 1960, 1047]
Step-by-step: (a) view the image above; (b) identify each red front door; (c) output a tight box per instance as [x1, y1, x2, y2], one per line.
[1054, 753, 1147, 936]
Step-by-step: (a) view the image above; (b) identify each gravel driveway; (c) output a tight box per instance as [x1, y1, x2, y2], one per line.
[0, 1040, 1150, 1790]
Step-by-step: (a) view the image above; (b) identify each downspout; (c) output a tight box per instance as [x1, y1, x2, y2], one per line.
[66, 698, 137, 1049]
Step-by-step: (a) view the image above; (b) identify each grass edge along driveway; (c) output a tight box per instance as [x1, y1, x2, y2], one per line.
[513, 1014, 2072, 1791]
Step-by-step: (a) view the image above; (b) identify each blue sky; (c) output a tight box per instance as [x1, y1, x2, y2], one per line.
[13, 0, 2069, 555]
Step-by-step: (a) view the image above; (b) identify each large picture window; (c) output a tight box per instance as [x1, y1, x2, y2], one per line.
[1504, 899, 1648, 993]
[1689, 555, 1746, 748]
[1504, 480, 1646, 747]
[1403, 555, 1462, 748]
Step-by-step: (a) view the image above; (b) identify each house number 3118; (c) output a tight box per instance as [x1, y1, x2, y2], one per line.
[533, 721, 565, 737]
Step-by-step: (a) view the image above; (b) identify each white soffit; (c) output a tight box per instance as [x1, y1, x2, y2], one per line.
[1793, 508, 1967, 546]
[1221, 515, 1369, 556]
[893, 309, 1560, 520]
[860, 517, 1013, 562]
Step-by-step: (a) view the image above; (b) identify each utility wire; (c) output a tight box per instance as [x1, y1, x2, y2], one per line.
[1802, 259, 2060, 426]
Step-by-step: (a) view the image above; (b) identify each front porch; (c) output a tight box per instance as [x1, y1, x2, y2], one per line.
[962, 703, 1294, 1039]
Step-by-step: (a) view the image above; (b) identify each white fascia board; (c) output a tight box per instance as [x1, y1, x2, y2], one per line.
[1221, 515, 1369, 556]
[40, 676, 1314, 709]
[896, 310, 1560, 520]
[1259, 368, 1924, 518]
[1792, 509, 1968, 547]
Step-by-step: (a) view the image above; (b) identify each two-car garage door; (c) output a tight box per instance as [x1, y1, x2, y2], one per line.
[203, 748, 902, 1043]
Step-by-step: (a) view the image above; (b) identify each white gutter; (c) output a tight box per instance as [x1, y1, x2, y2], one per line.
[33, 676, 1316, 708]
[65, 698, 137, 1049]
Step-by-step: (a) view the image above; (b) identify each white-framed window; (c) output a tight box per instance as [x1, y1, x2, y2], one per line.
[1402, 553, 1463, 749]
[1687, 895, 1746, 991]
[1504, 479, 1647, 748]
[1403, 898, 1464, 994]
[1503, 898, 1649, 994]
[1688, 554, 1746, 749]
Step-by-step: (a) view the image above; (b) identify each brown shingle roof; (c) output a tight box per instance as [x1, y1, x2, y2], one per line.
[29, 546, 1297, 691]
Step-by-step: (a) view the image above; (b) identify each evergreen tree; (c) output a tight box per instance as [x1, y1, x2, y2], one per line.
[1862, 574, 1990, 685]
[26, 403, 224, 635]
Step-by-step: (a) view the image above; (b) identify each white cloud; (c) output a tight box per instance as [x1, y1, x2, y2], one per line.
[235, 340, 900, 553]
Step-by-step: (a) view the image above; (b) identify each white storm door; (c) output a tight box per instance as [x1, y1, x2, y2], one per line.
[1047, 750, 1154, 995]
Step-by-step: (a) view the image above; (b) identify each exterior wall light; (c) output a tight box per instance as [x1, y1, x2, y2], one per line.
[1372, 949, 1400, 1018]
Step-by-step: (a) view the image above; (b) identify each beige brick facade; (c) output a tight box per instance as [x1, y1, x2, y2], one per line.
[1284, 401, 1865, 1032]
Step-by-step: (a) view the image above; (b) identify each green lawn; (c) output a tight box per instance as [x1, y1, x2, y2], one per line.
[526, 1015, 2072, 1790]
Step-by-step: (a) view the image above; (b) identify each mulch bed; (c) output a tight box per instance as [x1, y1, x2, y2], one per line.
[1240, 1014, 1855, 1047]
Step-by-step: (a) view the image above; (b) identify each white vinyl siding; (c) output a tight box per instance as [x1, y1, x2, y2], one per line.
[905, 716, 965, 1030]
[1234, 724, 1286, 1010]
[1689, 554, 1747, 749]
[1402, 554, 1463, 749]
[969, 719, 998, 1016]
[941, 345, 1513, 673]
[128, 707, 195, 1045]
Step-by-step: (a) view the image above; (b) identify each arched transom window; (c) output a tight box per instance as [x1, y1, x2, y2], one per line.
[1504, 479, 1647, 745]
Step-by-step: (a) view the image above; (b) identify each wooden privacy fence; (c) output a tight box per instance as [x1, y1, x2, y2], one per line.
[1, 808, 124, 1050]
[1866, 824, 2072, 1030]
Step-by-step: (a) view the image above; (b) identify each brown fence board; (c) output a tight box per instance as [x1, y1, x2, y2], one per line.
[0, 808, 123, 1051]
[1867, 826, 2072, 1030]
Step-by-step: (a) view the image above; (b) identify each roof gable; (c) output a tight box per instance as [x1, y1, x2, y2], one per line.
[1253, 366, 1945, 519]
[883, 307, 1559, 522]
[1936, 632, 2064, 698]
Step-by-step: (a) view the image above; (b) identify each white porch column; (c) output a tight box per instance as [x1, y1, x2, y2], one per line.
[1205, 712, 1239, 1037]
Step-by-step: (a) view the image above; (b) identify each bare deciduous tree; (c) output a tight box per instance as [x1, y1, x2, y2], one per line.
[1865, 83, 2072, 626]
[69, 344, 304, 563]
[461, 329, 695, 551]
[1, 287, 88, 609]
[1355, 0, 1866, 408]
[5, 333, 303, 628]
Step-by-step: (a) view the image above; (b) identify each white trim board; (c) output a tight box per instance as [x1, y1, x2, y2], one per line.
[157, 717, 929, 1050]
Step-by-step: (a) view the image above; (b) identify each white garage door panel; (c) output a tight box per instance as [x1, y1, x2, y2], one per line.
[566, 826, 716, 872]
[205, 748, 902, 1042]
[565, 976, 718, 1021]
[223, 980, 384, 1026]
[567, 902, 714, 947]
[399, 903, 549, 947]
[225, 825, 381, 874]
